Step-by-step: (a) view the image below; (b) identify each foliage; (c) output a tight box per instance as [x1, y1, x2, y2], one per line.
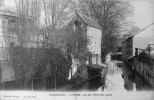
[6, 0, 42, 46]
[11, 45, 71, 84]
[77, 0, 134, 62]
[41, 0, 73, 45]
[64, 20, 91, 63]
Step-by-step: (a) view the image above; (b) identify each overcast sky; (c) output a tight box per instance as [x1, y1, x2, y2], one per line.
[131, 0, 154, 28]
[4, 0, 154, 29]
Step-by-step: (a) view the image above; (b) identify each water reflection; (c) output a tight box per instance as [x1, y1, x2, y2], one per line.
[98, 60, 127, 91]
[122, 61, 136, 91]
[98, 58, 153, 91]
[122, 61, 153, 91]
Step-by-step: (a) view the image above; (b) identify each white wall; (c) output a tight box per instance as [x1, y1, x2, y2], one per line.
[87, 26, 102, 55]
[86, 26, 102, 65]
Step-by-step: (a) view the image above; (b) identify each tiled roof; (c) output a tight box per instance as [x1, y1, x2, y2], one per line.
[77, 13, 102, 29]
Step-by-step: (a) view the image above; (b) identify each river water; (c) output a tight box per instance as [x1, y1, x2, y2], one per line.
[98, 60, 127, 92]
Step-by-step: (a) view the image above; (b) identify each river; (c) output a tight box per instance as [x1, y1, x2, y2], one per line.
[98, 60, 127, 92]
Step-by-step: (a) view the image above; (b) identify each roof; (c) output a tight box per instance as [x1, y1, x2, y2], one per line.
[146, 42, 154, 50]
[124, 26, 140, 36]
[127, 23, 154, 39]
[76, 12, 102, 29]
[139, 50, 153, 60]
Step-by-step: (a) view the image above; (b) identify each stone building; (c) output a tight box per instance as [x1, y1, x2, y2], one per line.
[133, 43, 154, 90]
[122, 23, 154, 62]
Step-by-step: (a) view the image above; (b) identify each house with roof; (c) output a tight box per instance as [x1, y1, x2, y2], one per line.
[122, 23, 154, 91]
[122, 23, 154, 62]
[66, 12, 106, 91]
[122, 26, 141, 61]
[69, 12, 103, 66]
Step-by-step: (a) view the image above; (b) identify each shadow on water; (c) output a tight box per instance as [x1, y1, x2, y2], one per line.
[122, 61, 154, 91]
[121, 61, 136, 91]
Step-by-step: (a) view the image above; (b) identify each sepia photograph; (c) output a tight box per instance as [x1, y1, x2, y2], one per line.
[0, 0, 154, 100]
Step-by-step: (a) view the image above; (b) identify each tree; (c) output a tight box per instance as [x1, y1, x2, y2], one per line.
[41, 0, 73, 46]
[10, 0, 41, 46]
[77, 0, 134, 62]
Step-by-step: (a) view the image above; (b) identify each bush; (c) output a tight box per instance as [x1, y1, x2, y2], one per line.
[11, 45, 71, 86]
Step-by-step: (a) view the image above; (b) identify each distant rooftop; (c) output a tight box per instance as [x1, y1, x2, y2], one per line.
[146, 42, 154, 50]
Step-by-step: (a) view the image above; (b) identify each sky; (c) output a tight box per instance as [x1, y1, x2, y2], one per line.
[3, 0, 154, 29]
[131, 0, 154, 29]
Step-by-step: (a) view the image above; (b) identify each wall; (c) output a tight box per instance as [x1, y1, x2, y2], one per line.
[87, 26, 102, 64]
[87, 26, 102, 55]
[0, 15, 18, 47]
[134, 55, 154, 90]
[122, 38, 133, 60]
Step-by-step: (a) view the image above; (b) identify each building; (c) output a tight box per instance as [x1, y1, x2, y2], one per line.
[69, 12, 103, 66]
[67, 12, 105, 90]
[133, 43, 154, 90]
[122, 27, 141, 61]
[122, 23, 154, 91]
[0, 4, 19, 86]
[122, 23, 154, 62]
[0, 4, 40, 90]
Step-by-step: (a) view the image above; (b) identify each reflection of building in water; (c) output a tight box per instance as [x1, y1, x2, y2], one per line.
[122, 61, 135, 91]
